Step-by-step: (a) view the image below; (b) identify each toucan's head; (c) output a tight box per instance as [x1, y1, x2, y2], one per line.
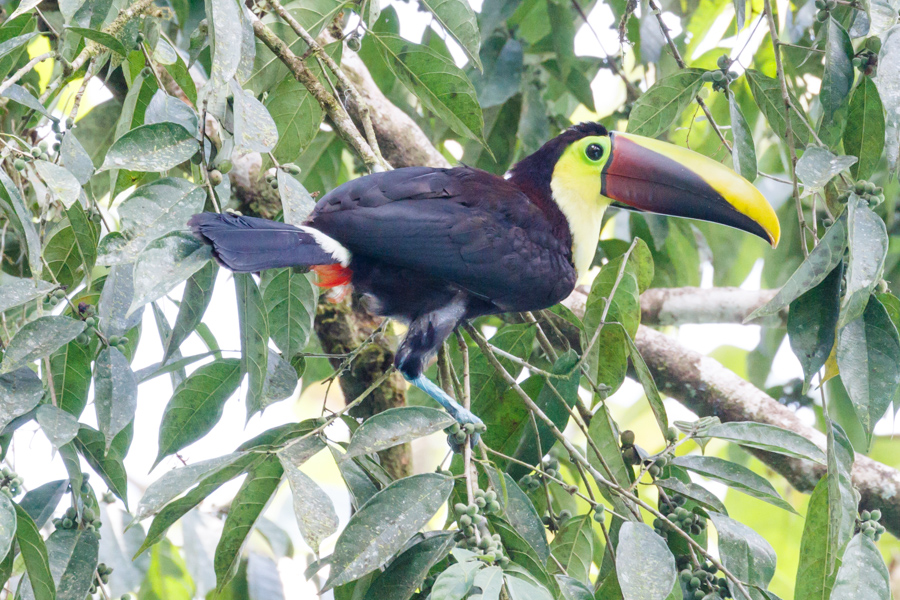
[509, 122, 780, 279]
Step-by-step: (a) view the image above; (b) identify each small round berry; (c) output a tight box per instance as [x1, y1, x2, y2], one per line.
[620, 430, 635, 447]
[14, 158, 25, 171]
[209, 170, 223, 185]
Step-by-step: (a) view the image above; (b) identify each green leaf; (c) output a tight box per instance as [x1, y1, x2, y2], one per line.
[588, 403, 637, 516]
[0, 32, 38, 60]
[0, 170, 41, 276]
[470, 37, 522, 108]
[788, 261, 843, 388]
[0, 367, 43, 431]
[549, 515, 593, 585]
[626, 70, 705, 138]
[496, 470, 551, 562]
[672, 455, 797, 513]
[371, 32, 486, 145]
[214, 455, 284, 590]
[344, 407, 456, 460]
[133, 452, 248, 523]
[616, 522, 676, 600]
[1, 316, 85, 374]
[836, 296, 900, 444]
[489, 517, 557, 594]
[556, 575, 594, 600]
[830, 534, 890, 600]
[746, 69, 809, 147]
[66, 26, 127, 55]
[276, 171, 318, 226]
[74, 425, 131, 506]
[0, 276, 53, 313]
[14, 503, 54, 600]
[843, 76, 885, 180]
[232, 84, 278, 153]
[98, 178, 206, 266]
[129, 232, 212, 315]
[729, 93, 758, 181]
[793, 479, 840, 600]
[35, 405, 79, 449]
[470, 323, 535, 417]
[100, 122, 198, 172]
[93, 347, 137, 451]
[324, 473, 454, 590]
[1, 83, 51, 118]
[145, 89, 199, 132]
[431, 560, 483, 600]
[504, 573, 554, 600]
[709, 513, 776, 599]
[49, 338, 93, 417]
[421, 0, 481, 69]
[31, 529, 99, 600]
[235, 274, 269, 421]
[839, 197, 888, 327]
[624, 333, 667, 433]
[362, 532, 457, 600]
[260, 349, 298, 410]
[821, 18, 854, 123]
[746, 214, 847, 321]
[155, 359, 243, 466]
[67, 202, 99, 284]
[34, 161, 80, 208]
[164, 261, 217, 362]
[43, 218, 85, 289]
[0, 494, 15, 562]
[18, 480, 67, 529]
[260, 268, 317, 359]
[705, 422, 826, 464]
[208, 0, 243, 85]
[99, 264, 143, 337]
[279, 449, 338, 554]
[139, 538, 195, 600]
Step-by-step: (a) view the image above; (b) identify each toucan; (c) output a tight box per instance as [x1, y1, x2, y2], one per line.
[189, 122, 780, 443]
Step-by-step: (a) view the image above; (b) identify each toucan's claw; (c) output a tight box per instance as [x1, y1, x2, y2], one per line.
[407, 374, 485, 452]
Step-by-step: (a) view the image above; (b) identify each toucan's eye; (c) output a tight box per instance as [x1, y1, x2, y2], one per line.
[585, 143, 604, 161]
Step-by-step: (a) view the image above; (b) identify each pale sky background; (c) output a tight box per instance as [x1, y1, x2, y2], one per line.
[6, 1, 879, 597]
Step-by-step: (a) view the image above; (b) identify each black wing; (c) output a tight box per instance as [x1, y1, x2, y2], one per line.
[307, 167, 576, 311]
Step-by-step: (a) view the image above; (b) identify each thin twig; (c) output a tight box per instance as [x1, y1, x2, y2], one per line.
[0, 53, 56, 96]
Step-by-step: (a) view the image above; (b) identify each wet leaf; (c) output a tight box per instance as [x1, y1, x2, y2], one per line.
[276, 171, 317, 226]
[18, 480, 67, 530]
[1, 316, 85, 374]
[788, 261, 843, 388]
[0, 276, 53, 314]
[747, 214, 847, 321]
[259, 349, 298, 410]
[34, 161, 80, 208]
[836, 296, 900, 444]
[839, 197, 888, 327]
[235, 274, 269, 421]
[93, 347, 137, 452]
[344, 406, 456, 460]
[129, 232, 212, 315]
[324, 473, 454, 590]
[209, 0, 243, 85]
[15, 504, 54, 600]
[549, 515, 593, 585]
[844, 77, 885, 180]
[144, 89, 199, 132]
[21, 529, 99, 600]
[795, 146, 856, 193]
[672, 455, 797, 512]
[100, 122, 198, 172]
[729, 93, 757, 181]
[164, 261, 217, 362]
[35, 405, 79, 449]
[0, 494, 15, 561]
[706, 422, 826, 464]
[74, 425, 131, 505]
[710, 513, 776, 599]
[0, 170, 41, 276]
[155, 359, 243, 466]
[626, 70, 704, 138]
[830, 534, 890, 599]
[821, 18, 854, 123]
[616, 522, 675, 600]
[214, 455, 283, 589]
[232, 84, 278, 153]
[260, 268, 317, 359]
[794, 479, 839, 600]
[431, 560, 482, 600]
[279, 451, 338, 554]
[99, 264, 143, 337]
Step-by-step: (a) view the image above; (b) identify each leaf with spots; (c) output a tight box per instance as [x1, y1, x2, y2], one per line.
[279, 449, 338, 554]
[235, 274, 269, 421]
[100, 122, 198, 173]
[323, 473, 454, 590]
[1, 316, 85, 374]
[343, 406, 457, 460]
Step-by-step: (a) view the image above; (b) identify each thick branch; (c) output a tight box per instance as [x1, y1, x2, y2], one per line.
[639, 287, 780, 326]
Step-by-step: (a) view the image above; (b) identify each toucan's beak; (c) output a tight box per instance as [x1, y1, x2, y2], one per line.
[602, 132, 780, 247]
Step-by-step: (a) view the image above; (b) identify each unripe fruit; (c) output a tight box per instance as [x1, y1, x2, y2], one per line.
[454, 503, 467, 514]
[620, 430, 635, 446]
[816, 9, 828, 21]
[209, 170, 223, 185]
[460, 515, 472, 527]
[861, 510, 871, 520]
[666, 427, 678, 442]
[866, 37, 882, 53]
[346, 35, 362, 52]
[593, 508, 606, 523]
[870, 509, 882, 521]
[14, 158, 25, 171]
[218, 159, 233, 174]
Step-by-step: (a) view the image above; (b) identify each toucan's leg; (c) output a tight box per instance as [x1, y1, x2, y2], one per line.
[394, 296, 484, 450]
[404, 373, 484, 449]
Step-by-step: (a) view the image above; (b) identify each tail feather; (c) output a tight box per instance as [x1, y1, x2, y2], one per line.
[188, 213, 349, 272]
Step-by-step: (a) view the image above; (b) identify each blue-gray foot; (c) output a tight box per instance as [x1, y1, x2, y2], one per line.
[407, 374, 485, 451]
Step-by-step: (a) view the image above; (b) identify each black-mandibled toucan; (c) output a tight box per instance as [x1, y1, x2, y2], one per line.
[189, 123, 780, 445]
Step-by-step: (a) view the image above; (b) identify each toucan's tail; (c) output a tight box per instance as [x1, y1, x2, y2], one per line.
[188, 213, 350, 273]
